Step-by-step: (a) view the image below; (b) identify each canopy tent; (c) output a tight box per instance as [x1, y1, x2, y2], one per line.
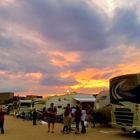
[74, 98, 96, 103]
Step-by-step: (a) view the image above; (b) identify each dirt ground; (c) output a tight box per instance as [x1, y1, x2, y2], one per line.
[0, 115, 140, 140]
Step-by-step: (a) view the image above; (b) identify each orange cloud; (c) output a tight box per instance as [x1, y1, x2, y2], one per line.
[60, 70, 71, 78]
[59, 68, 109, 91]
[0, 70, 6, 74]
[9, 73, 22, 79]
[25, 72, 42, 78]
[49, 51, 80, 67]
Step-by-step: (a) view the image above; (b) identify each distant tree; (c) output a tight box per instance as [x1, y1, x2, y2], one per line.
[20, 97, 25, 100]
[8, 98, 15, 103]
[4, 100, 8, 105]
[4, 98, 14, 105]
[37, 96, 43, 98]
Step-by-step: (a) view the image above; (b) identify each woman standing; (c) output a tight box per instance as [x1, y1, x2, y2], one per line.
[0, 106, 4, 134]
[74, 106, 81, 134]
[62, 107, 71, 134]
[81, 106, 86, 133]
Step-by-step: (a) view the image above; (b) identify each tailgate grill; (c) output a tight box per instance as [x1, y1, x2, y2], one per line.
[114, 112, 133, 126]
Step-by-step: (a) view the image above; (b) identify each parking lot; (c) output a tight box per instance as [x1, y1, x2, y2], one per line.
[0, 115, 140, 140]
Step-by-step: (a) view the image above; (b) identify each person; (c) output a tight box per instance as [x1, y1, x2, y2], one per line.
[47, 103, 57, 133]
[62, 107, 71, 134]
[86, 104, 94, 114]
[22, 111, 26, 121]
[13, 101, 18, 117]
[67, 104, 72, 131]
[81, 106, 86, 133]
[42, 107, 47, 121]
[33, 108, 38, 125]
[0, 106, 5, 134]
[86, 104, 93, 122]
[42, 111, 46, 121]
[71, 106, 76, 117]
[26, 112, 31, 121]
[74, 106, 81, 134]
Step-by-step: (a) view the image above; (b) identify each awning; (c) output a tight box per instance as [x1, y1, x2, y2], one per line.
[74, 98, 96, 103]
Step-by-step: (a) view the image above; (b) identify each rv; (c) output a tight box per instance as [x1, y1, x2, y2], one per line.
[110, 73, 140, 133]
[31, 98, 46, 112]
[94, 90, 111, 125]
[46, 93, 96, 115]
[17, 100, 31, 114]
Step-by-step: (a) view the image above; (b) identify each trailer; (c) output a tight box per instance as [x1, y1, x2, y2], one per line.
[94, 90, 111, 125]
[31, 98, 46, 112]
[17, 100, 31, 114]
[46, 93, 96, 115]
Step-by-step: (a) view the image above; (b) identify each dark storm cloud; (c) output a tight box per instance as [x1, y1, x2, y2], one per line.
[3, 0, 108, 52]
[0, 0, 140, 94]
[62, 48, 125, 73]
[108, 8, 140, 47]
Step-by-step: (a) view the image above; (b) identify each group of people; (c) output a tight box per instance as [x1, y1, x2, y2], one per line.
[62, 104, 87, 134]
[46, 103, 90, 134]
[23, 109, 42, 125]
[0, 103, 93, 135]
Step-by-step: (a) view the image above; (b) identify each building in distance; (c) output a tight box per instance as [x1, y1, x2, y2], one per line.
[0, 92, 14, 104]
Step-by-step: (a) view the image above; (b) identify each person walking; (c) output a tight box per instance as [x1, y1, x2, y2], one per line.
[62, 107, 71, 134]
[81, 106, 86, 133]
[74, 106, 81, 134]
[0, 106, 5, 134]
[33, 108, 38, 125]
[47, 103, 57, 133]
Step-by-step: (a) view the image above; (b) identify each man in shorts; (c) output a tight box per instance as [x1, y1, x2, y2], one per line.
[47, 103, 57, 133]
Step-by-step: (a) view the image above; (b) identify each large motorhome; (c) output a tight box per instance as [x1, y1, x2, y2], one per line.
[17, 100, 31, 114]
[94, 90, 111, 125]
[46, 93, 96, 115]
[110, 73, 140, 133]
[31, 98, 46, 112]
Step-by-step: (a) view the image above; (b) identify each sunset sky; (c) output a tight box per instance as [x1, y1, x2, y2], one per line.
[0, 0, 140, 97]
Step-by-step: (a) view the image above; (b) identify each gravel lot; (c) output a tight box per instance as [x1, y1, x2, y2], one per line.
[0, 115, 140, 140]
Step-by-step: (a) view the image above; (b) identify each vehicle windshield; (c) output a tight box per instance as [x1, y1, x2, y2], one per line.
[110, 75, 138, 103]
[20, 103, 31, 107]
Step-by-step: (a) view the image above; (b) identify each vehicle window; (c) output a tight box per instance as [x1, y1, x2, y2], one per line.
[96, 96, 107, 103]
[20, 103, 31, 107]
[57, 106, 62, 108]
